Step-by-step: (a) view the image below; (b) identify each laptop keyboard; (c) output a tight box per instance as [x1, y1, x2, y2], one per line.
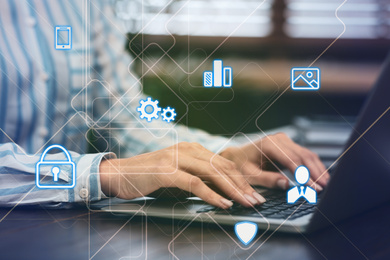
[196, 191, 321, 220]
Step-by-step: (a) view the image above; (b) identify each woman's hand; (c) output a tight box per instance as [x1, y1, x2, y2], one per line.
[220, 133, 330, 191]
[100, 133, 329, 209]
[100, 142, 266, 209]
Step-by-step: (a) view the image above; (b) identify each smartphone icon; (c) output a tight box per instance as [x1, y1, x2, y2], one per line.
[55, 26, 72, 50]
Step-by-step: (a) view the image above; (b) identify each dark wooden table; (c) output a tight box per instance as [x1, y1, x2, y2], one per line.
[1, 202, 389, 260]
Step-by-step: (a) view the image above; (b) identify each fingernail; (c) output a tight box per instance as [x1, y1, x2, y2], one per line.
[244, 194, 258, 205]
[220, 198, 233, 208]
[312, 183, 323, 191]
[253, 192, 266, 204]
[277, 179, 288, 190]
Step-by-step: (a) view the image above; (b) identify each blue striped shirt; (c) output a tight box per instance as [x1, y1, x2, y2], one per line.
[0, 0, 229, 207]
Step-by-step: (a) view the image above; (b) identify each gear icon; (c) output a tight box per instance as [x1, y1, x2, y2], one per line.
[137, 97, 162, 122]
[161, 106, 177, 123]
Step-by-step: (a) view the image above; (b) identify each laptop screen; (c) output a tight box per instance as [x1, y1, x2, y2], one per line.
[308, 51, 390, 232]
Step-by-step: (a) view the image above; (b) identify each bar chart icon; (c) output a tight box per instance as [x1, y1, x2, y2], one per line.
[203, 60, 232, 88]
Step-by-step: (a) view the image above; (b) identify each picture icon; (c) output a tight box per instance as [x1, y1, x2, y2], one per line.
[203, 59, 232, 88]
[291, 67, 320, 91]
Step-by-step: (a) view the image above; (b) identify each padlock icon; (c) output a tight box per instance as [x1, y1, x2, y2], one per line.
[35, 144, 76, 189]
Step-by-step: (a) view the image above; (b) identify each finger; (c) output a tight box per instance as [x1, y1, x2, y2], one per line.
[300, 155, 325, 187]
[258, 135, 327, 192]
[207, 174, 259, 207]
[304, 161, 327, 188]
[312, 155, 330, 184]
[276, 146, 323, 192]
[163, 170, 234, 209]
[179, 145, 265, 205]
[181, 156, 261, 207]
[212, 158, 266, 205]
[297, 147, 328, 187]
[277, 137, 330, 186]
[261, 134, 312, 173]
[307, 178, 323, 192]
[282, 148, 324, 190]
[261, 139, 301, 173]
[264, 139, 325, 188]
[242, 163, 290, 190]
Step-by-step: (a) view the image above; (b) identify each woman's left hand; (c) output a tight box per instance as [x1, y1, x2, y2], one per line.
[220, 133, 330, 191]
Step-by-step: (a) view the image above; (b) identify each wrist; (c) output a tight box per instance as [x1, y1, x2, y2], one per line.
[99, 159, 120, 197]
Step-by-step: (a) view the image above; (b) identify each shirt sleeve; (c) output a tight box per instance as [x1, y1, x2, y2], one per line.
[89, 2, 236, 159]
[0, 142, 115, 207]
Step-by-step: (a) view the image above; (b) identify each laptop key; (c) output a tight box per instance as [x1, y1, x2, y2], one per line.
[259, 204, 271, 209]
[272, 205, 288, 210]
[196, 206, 216, 213]
[197, 189, 319, 219]
[304, 207, 316, 213]
[258, 209, 279, 215]
[281, 209, 296, 214]
[267, 213, 286, 219]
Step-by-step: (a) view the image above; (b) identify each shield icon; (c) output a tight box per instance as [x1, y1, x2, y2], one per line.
[234, 221, 258, 246]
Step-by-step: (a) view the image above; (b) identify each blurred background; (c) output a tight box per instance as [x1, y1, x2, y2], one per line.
[114, 0, 390, 136]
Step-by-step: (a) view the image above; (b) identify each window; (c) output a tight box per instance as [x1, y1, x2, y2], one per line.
[115, 0, 390, 40]
[114, 0, 273, 37]
[285, 0, 390, 39]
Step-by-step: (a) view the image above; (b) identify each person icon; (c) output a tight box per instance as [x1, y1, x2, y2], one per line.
[287, 165, 317, 204]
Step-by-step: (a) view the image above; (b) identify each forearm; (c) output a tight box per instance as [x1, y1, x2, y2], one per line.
[0, 142, 113, 207]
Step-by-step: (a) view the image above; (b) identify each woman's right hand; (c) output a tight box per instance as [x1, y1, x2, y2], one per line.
[99, 142, 266, 209]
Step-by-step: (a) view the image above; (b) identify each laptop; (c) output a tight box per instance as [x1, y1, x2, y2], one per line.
[97, 53, 390, 233]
